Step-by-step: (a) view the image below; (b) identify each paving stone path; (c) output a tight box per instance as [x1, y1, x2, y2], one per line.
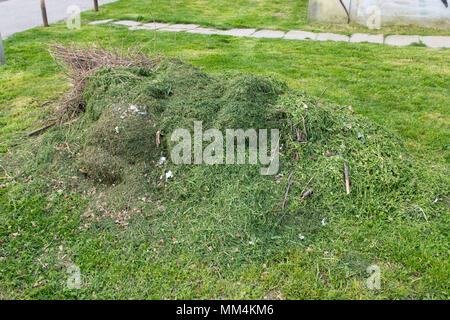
[88, 20, 450, 49]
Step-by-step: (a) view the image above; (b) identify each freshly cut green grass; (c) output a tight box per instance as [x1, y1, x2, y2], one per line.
[0, 17, 449, 299]
[81, 0, 450, 36]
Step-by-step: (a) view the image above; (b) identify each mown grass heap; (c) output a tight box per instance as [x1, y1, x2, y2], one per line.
[4, 47, 444, 269]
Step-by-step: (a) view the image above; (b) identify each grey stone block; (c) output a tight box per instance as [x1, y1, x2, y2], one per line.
[420, 36, 450, 48]
[88, 19, 113, 25]
[384, 35, 420, 46]
[114, 20, 141, 27]
[142, 23, 170, 30]
[250, 29, 285, 38]
[129, 26, 155, 31]
[316, 33, 349, 42]
[214, 28, 256, 37]
[157, 28, 188, 32]
[284, 30, 317, 40]
[350, 33, 384, 44]
[161, 24, 199, 30]
[186, 27, 219, 35]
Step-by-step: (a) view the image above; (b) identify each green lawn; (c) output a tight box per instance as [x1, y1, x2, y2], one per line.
[0, 1, 449, 299]
[81, 0, 450, 36]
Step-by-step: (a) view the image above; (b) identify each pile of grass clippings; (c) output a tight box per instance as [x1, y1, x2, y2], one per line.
[3, 51, 445, 268]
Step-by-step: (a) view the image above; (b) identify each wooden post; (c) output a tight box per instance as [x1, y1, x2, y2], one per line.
[94, 0, 99, 12]
[40, 0, 49, 27]
[0, 33, 5, 65]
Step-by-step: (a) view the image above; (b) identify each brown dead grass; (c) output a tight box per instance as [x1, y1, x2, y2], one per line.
[48, 42, 160, 122]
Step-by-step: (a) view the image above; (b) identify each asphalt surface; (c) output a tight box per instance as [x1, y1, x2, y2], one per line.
[0, 0, 118, 38]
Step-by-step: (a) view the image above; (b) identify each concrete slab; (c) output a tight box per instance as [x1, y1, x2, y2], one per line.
[161, 24, 199, 30]
[88, 19, 114, 25]
[129, 26, 155, 31]
[284, 30, 317, 40]
[384, 35, 420, 46]
[114, 20, 142, 27]
[251, 29, 285, 39]
[420, 36, 450, 48]
[158, 27, 189, 32]
[316, 33, 349, 42]
[214, 28, 256, 37]
[142, 22, 171, 30]
[350, 33, 384, 44]
[186, 28, 219, 35]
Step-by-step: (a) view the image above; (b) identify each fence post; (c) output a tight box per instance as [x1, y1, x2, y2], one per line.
[40, 0, 49, 27]
[0, 33, 5, 65]
[94, 0, 99, 12]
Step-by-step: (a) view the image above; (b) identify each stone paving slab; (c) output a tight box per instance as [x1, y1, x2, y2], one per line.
[419, 36, 450, 48]
[350, 33, 384, 44]
[114, 20, 142, 27]
[129, 26, 145, 31]
[142, 23, 171, 30]
[161, 24, 199, 30]
[129, 26, 162, 31]
[111, 19, 450, 50]
[88, 19, 114, 25]
[284, 30, 317, 40]
[186, 28, 219, 35]
[251, 29, 285, 38]
[129, 23, 171, 31]
[385, 35, 421, 46]
[157, 27, 189, 32]
[214, 28, 256, 37]
[316, 33, 349, 42]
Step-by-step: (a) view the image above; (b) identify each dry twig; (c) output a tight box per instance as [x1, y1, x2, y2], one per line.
[281, 172, 294, 211]
[27, 122, 56, 136]
[344, 163, 351, 194]
[47, 42, 160, 122]
[300, 173, 316, 197]
[314, 87, 328, 106]
[301, 188, 313, 200]
[156, 130, 162, 147]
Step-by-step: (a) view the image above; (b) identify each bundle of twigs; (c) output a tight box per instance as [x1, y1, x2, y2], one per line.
[48, 42, 160, 122]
